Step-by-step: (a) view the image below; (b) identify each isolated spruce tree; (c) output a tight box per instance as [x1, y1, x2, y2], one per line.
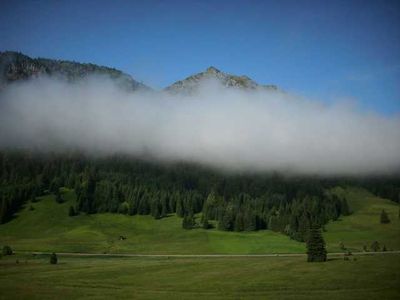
[176, 198, 184, 218]
[380, 209, 390, 224]
[161, 195, 168, 217]
[341, 198, 351, 216]
[306, 225, 327, 262]
[50, 252, 58, 264]
[151, 200, 162, 219]
[243, 209, 257, 231]
[297, 213, 311, 242]
[339, 241, 346, 251]
[68, 206, 76, 217]
[370, 241, 380, 252]
[267, 215, 278, 231]
[182, 213, 195, 229]
[55, 191, 64, 204]
[182, 216, 187, 229]
[219, 209, 234, 231]
[201, 214, 210, 229]
[202, 218, 210, 229]
[49, 178, 60, 194]
[234, 212, 244, 232]
[2, 245, 13, 256]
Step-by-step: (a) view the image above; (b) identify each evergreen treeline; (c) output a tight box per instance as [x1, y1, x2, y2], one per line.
[1, 151, 395, 242]
[360, 178, 400, 204]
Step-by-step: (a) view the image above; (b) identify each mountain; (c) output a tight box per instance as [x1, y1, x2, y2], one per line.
[0, 51, 149, 91]
[164, 66, 278, 94]
[0, 51, 279, 94]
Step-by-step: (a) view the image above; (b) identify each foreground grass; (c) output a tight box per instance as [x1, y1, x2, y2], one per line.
[0, 187, 399, 254]
[0, 254, 399, 299]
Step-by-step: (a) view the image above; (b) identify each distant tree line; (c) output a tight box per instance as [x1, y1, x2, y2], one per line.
[359, 178, 400, 203]
[1, 151, 397, 242]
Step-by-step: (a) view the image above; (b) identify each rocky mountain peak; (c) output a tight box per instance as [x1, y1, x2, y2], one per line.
[165, 67, 278, 94]
[205, 66, 221, 74]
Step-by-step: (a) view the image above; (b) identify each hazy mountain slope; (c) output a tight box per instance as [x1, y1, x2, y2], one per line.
[165, 66, 278, 94]
[1, 52, 278, 94]
[0, 51, 149, 91]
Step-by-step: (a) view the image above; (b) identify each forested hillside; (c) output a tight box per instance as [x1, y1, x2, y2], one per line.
[1, 151, 384, 243]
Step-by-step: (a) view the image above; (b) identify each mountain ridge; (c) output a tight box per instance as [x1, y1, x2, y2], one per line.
[164, 65, 278, 94]
[0, 51, 150, 91]
[0, 51, 279, 93]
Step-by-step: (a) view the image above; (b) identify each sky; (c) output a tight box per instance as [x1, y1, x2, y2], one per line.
[0, 0, 399, 115]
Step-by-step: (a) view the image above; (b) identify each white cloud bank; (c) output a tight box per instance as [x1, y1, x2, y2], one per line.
[0, 77, 399, 176]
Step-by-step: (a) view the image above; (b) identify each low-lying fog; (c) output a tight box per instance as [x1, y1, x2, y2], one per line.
[1, 77, 399, 176]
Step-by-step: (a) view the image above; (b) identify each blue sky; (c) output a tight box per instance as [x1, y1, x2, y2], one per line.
[1, 0, 399, 115]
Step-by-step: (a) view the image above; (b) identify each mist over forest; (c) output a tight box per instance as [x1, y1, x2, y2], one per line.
[0, 76, 399, 176]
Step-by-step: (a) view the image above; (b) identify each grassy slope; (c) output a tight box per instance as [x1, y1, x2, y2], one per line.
[0, 190, 304, 254]
[0, 254, 399, 299]
[325, 187, 400, 252]
[0, 187, 399, 254]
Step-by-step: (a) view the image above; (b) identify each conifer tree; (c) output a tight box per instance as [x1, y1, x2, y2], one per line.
[234, 212, 244, 231]
[161, 194, 168, 217]
[49, 178, 60, 194]
[339, 241, 346, 251]
[2, 245, 13, 256]
[68, 206, 76, 217]
[201, 214, 210, 229]
[243, 209, 256, 231]
[0, 199, 8, 224]
[151, 199, 161, 219]
[176, 197, 184, 217]
[306, 225, 327, 262]
[55, 191, 64, 204]
[370, 241, 380, 252]
[380, 209, 390, 224]
[297, 213, 311, 242]
[268, 215, 278, 231]
[218, 206, 234, 231]
[50, 252, 58, 264]
[340, 198, 351, 216]
[182, 213, 195, 229]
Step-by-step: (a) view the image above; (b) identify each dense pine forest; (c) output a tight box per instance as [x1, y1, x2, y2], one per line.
[1, 151, 399, 243]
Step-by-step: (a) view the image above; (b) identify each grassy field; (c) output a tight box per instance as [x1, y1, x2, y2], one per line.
[0, 189, 304, 254]
[0, 186, 399, 299]
[325, 187, 400, 252]
[0, 187, 399, 254]
[0, 253, 399, 299]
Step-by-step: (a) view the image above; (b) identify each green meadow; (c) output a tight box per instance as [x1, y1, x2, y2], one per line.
[324, 187, 400, 252]
[0, 254, 399, 299]
[0, 187, 399, 255]
[1, 186, 399, 299]
[0, 189, 303, 254]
